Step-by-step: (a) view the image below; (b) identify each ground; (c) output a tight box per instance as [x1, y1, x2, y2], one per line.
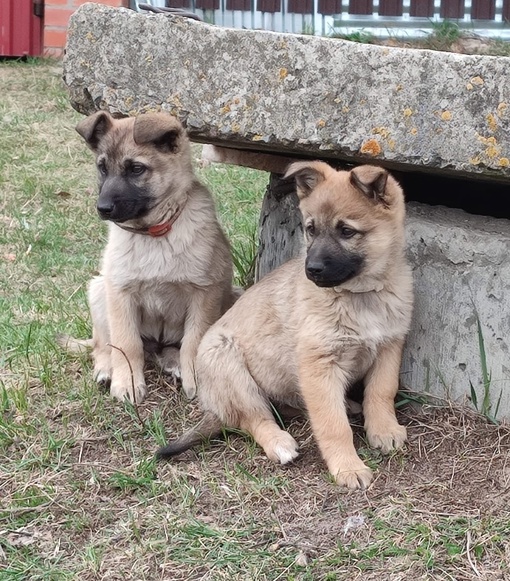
[1, 60, 510, 580]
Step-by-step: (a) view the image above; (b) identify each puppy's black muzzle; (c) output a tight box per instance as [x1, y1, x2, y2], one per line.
[305, 248, 364, 288]
[97, 177, 152, 223]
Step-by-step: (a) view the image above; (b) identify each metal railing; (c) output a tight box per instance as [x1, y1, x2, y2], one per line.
[132, 0, 510, 38]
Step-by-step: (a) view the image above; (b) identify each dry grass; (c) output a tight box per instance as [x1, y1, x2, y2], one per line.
[1, 59, 510, 580]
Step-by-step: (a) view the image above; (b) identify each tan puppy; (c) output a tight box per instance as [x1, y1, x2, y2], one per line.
[61, 111, 237, 403]
[157, 161, 413, 489]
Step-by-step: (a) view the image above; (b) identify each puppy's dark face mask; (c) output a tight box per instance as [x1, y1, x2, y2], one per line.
[76, 111, 185, 225]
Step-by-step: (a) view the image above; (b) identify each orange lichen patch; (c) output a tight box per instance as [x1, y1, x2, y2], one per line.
[279, 68, 288, 80]
[466, 83, 474, 90]
[316, 119, 326, 128]
[441, 111, 452, 121]
[395, 84, 403, 91]
[342, 106, 350, 113]
[477, 134, 501, 159]
[403, 108, 413, 117]
[231, 122, 241, 132]
[220, 104, 231, 114]
[497, 103, 508, 118]
[470, 76, 484, 86]
[252, 134, 264, 141]
[499, 158, 510, 167]
[469, 157, 481, 165]
[360, 139, 382, 156]
[334, 97, 341, 104]
[487, 113, 498, 133]
[410, 127, 418, 135]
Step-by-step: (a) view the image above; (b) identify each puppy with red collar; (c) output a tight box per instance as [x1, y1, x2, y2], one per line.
[60, 111, 237, 403]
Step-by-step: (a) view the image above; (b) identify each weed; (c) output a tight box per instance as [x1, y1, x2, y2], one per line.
[422, 19, 461, 50]
[330, 30, 374, 44]
[469, 314, 502, 423]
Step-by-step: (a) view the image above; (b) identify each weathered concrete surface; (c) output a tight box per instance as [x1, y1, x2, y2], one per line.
[404, 203, 510, 418]
[64, 3, 510, 182]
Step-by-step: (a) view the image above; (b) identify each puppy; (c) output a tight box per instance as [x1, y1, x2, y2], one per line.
[157, 161, 413, 489]
[60, 111, 237, 403]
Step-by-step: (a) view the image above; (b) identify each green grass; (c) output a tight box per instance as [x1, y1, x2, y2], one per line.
[1, 59, 510, 581]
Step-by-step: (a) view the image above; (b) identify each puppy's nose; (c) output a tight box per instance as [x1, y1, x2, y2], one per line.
[306, 260, 325, 277]
[97, 201, 114, 219]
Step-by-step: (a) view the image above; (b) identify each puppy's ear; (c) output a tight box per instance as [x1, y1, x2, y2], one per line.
[75, 111, 113, 151]
[284, 161, 333, 199]
[350, 165, 389, 206]
[133, 113, 184, 153]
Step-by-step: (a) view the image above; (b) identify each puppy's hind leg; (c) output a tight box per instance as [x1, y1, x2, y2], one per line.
[156, 345, 182, 386]
[198, 332, 299, 465]
[88, 276, 112, 387]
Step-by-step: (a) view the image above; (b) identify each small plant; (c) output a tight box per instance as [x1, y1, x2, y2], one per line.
[330, 30, 374, 44]
[469, 315, 502, 424]
[424, 19, 461, 50]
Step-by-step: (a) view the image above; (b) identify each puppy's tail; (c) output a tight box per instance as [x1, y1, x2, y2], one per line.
[56, 334, 93, 354]
[156, 411, 223, 460]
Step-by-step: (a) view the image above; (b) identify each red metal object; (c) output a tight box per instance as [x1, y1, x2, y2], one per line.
[0, 0, 43, 57]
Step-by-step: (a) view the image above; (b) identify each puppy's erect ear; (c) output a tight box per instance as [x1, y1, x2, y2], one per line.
[76, 111, 113, 151]
[350, 165, 389, 206]
[284, 161, 333, 199]
[133, 113, 183, 153]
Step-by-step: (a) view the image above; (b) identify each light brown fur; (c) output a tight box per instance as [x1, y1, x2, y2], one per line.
[61, 111, 237, 403]
[158, 161, 413, 489]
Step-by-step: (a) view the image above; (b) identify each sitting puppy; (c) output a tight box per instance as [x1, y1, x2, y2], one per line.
[157, 161, 413, 490]
[60, 111, 237, 403]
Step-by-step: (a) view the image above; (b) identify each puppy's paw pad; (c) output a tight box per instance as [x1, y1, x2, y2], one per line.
[274, 443, 300, 465]
[334, 465, 373, 491]
[181, 381, 197, 400]
[163, 365, 182, 385]
[94, 370, 111, 388]
[367, 424, 407, 454]
[266, 433, 299, 465]
[110, 382, 147, 404]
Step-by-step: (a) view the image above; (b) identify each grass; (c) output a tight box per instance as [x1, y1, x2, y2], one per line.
[469, 315, 503, 425]
[1, 59, 510, 580]
[331, 19, 510, 56]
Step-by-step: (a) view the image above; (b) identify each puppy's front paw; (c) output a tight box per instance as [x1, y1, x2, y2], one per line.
[264, 432, 300, 465]
[110, 380, 147, 404]
[329, 456, 373, 490]
[94, 367, 111, 388]
[366, 420, 407, 454]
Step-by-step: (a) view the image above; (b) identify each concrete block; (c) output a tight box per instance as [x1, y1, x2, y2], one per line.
[63, 3, 510, 182]
[404, 203, 510, 418]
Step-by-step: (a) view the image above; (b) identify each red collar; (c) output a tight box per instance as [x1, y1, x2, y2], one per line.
[116, 204, 184, 238]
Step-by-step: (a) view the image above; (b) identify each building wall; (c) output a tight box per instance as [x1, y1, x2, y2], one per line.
[44, 0, 129, 56]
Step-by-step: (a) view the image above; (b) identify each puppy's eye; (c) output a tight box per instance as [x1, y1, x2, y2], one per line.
[130, 164, 146, 176]
[339, 225, 357, 238]
[97, 161, 107, 175]
[306, 222, 315, 236]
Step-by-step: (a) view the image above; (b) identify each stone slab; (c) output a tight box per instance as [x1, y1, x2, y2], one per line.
[404, 203, 510, 418]
[64, 3, 510, 183]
